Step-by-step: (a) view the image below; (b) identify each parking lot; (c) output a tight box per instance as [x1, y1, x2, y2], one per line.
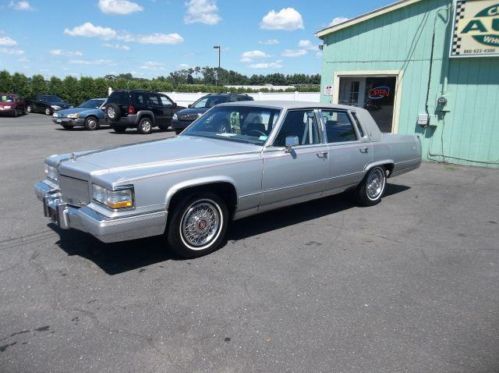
[0, 114, 498, 372]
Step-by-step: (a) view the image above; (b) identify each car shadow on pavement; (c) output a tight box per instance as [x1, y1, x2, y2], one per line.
[51, 226, 174, 275]
[50, 183, 409, 275]
[229, 183, 409, 241]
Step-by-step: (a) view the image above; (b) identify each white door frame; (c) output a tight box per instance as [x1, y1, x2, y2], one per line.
[332, 70, 403, 134]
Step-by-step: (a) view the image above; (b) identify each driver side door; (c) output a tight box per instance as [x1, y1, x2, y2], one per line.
[260, 109, 329, 211]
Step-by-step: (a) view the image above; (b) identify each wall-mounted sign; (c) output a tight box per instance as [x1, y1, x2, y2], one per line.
[368, 86, 390, 100]
[450, 0, 499, 58]
[323, 84, 333, 96]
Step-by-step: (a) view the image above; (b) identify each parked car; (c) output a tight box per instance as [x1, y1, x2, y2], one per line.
[26, 95, 71, 115]
[35, 101, 421, 258]
[0, 93, 26, 117]
[171, 93, 253, 134]
[105, 89, 185, 134]
[52, 98, 107, 130]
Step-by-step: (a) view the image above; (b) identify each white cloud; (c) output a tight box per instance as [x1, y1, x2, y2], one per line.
[184, 0, 221, 25]
[330, 17, 349, 26]
[240, 50, 269, 63]
[135, 33, 184, 44]
[178, 63, 190, 69]
[0, 36, 17, 46]
[249, 60, 283, 69]
[64, 22, 117, 39]
[259, 39, 279, 45]
[0, 47, 24, 55]
[98, 0, 143, 15]
[260, 8, 304, 31]
[298, 39, 317, 51]
[103, 43, 131, 50]
[69, 59, 114, 65]
[140, 61, 165, 70]
[50, 49, 83, 57]
[9, 1, 33, 10]
[281, 49, 307, 57]
[280, 40, 318, 58]
[64, 23, 184, 45]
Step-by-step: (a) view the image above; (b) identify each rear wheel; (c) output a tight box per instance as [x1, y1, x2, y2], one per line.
[167, 193, 228, 258]
[84, 116, 99, 130]
[137, 117, 153, 134]
[356, 166, 387, 206]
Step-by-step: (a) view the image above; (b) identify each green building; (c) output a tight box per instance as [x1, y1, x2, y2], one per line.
[317, 0, 499, 167]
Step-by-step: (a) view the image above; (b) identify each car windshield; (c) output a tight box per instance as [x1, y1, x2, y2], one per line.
[182, 106, 281, 146]
[1, 95, 15, 102]
[192, 96, 228, 109]
[79, 99, 105, 109]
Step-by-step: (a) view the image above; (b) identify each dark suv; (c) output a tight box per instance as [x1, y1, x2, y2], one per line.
[171, 93, 253, 133]
[105, 90, 185, 134]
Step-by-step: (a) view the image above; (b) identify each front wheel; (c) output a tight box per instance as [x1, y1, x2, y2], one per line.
[356, 166, 387, 206]
[84, 116, 99, 130]
[26, 105, 32, 113]
[45, 108, 52, 116]
[167, 193, 228, 258]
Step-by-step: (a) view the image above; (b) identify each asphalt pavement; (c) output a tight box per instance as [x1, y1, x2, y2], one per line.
[0, 114, 498, 373]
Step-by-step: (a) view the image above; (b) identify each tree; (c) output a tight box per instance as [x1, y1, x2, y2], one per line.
[31, 75, 47, 96]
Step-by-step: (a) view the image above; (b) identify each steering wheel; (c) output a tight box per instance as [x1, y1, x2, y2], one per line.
[246, 129, 266, 137]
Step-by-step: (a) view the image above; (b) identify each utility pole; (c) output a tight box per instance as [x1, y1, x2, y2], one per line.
[213, 45, 221, 86]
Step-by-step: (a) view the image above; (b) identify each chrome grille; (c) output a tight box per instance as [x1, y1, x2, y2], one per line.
[180, 114, 198, 121]
[59, 175, 90, 206]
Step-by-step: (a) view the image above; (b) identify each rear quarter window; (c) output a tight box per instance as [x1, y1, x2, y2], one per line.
[108, 92, 129, 105]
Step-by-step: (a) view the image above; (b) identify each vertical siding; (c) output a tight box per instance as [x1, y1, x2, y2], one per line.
[319, 0, 499, 167]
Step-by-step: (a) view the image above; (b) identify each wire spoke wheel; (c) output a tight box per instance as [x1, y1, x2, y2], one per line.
[366, 167, 386, 201]
[179, 199, 222, 250]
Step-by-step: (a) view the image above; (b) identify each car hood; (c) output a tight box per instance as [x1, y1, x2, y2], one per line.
[54, 135, 262, 182]
[177, 107, 208, 116]
[55, 107, 101, 117]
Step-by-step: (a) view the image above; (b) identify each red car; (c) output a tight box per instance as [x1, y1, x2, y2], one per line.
[0, 93, 27, 117]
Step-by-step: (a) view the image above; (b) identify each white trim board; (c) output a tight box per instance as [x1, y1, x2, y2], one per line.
[332, 70, 404, 134]
[316, 0, 423, 38]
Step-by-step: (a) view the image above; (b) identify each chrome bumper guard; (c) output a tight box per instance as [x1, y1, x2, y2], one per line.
[34, 181, 167, 243]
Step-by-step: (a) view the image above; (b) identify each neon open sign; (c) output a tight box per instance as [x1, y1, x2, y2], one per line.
[368, 86, 390, 100]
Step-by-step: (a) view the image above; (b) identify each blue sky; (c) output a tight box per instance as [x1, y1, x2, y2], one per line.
[0, 0, 394, 78]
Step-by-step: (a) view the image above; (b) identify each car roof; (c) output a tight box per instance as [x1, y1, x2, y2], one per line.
[217, 100, 356, 110]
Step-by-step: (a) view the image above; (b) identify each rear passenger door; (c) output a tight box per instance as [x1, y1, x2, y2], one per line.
[321, 109, 373, 191]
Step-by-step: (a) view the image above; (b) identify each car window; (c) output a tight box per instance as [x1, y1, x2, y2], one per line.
[274, 110, 322, 147]
[134, 93, 145, 106]
[148, 94, 160, 106]
[192, 97, 208, 109]
[322, 110, 358, 143]
[1, 95, 14, 102]
[350, 112, 365, 138]
[237, 96, 252, 101]
[159, 95, 173, 106]
[183, 106, 281, 145]
[206, 96, 227, 108]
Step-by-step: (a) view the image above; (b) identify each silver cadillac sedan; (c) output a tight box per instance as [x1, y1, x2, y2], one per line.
[35, 101, 421, 258]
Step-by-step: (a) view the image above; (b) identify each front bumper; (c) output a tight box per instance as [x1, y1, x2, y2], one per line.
[35, 180, 167, 243]
[52, 118, 85, 127]
[171, 119, 194, 131]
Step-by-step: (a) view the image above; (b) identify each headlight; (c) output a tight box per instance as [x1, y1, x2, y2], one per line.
[4, 105, 11, 110]
[51, 105, 61, 110]
[67, 113, 79, 119]
[44, 164, 58, 182]
[172, 113, 178, 120]
[92, 184, 134, 210]
[53, 113, 59, 118]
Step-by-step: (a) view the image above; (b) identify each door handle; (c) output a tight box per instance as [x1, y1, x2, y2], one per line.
[359, 147, 369, 153]
[316, 151, 328, 159]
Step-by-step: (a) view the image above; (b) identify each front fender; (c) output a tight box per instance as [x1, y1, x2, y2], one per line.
[164, 176, 238, 208]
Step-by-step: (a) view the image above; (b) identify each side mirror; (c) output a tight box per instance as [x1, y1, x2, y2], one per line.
[285, 136, 299, 152]
[188, 104, 192, 108]
[360, 135, 370, 143]
[173, 102, 177, 108]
